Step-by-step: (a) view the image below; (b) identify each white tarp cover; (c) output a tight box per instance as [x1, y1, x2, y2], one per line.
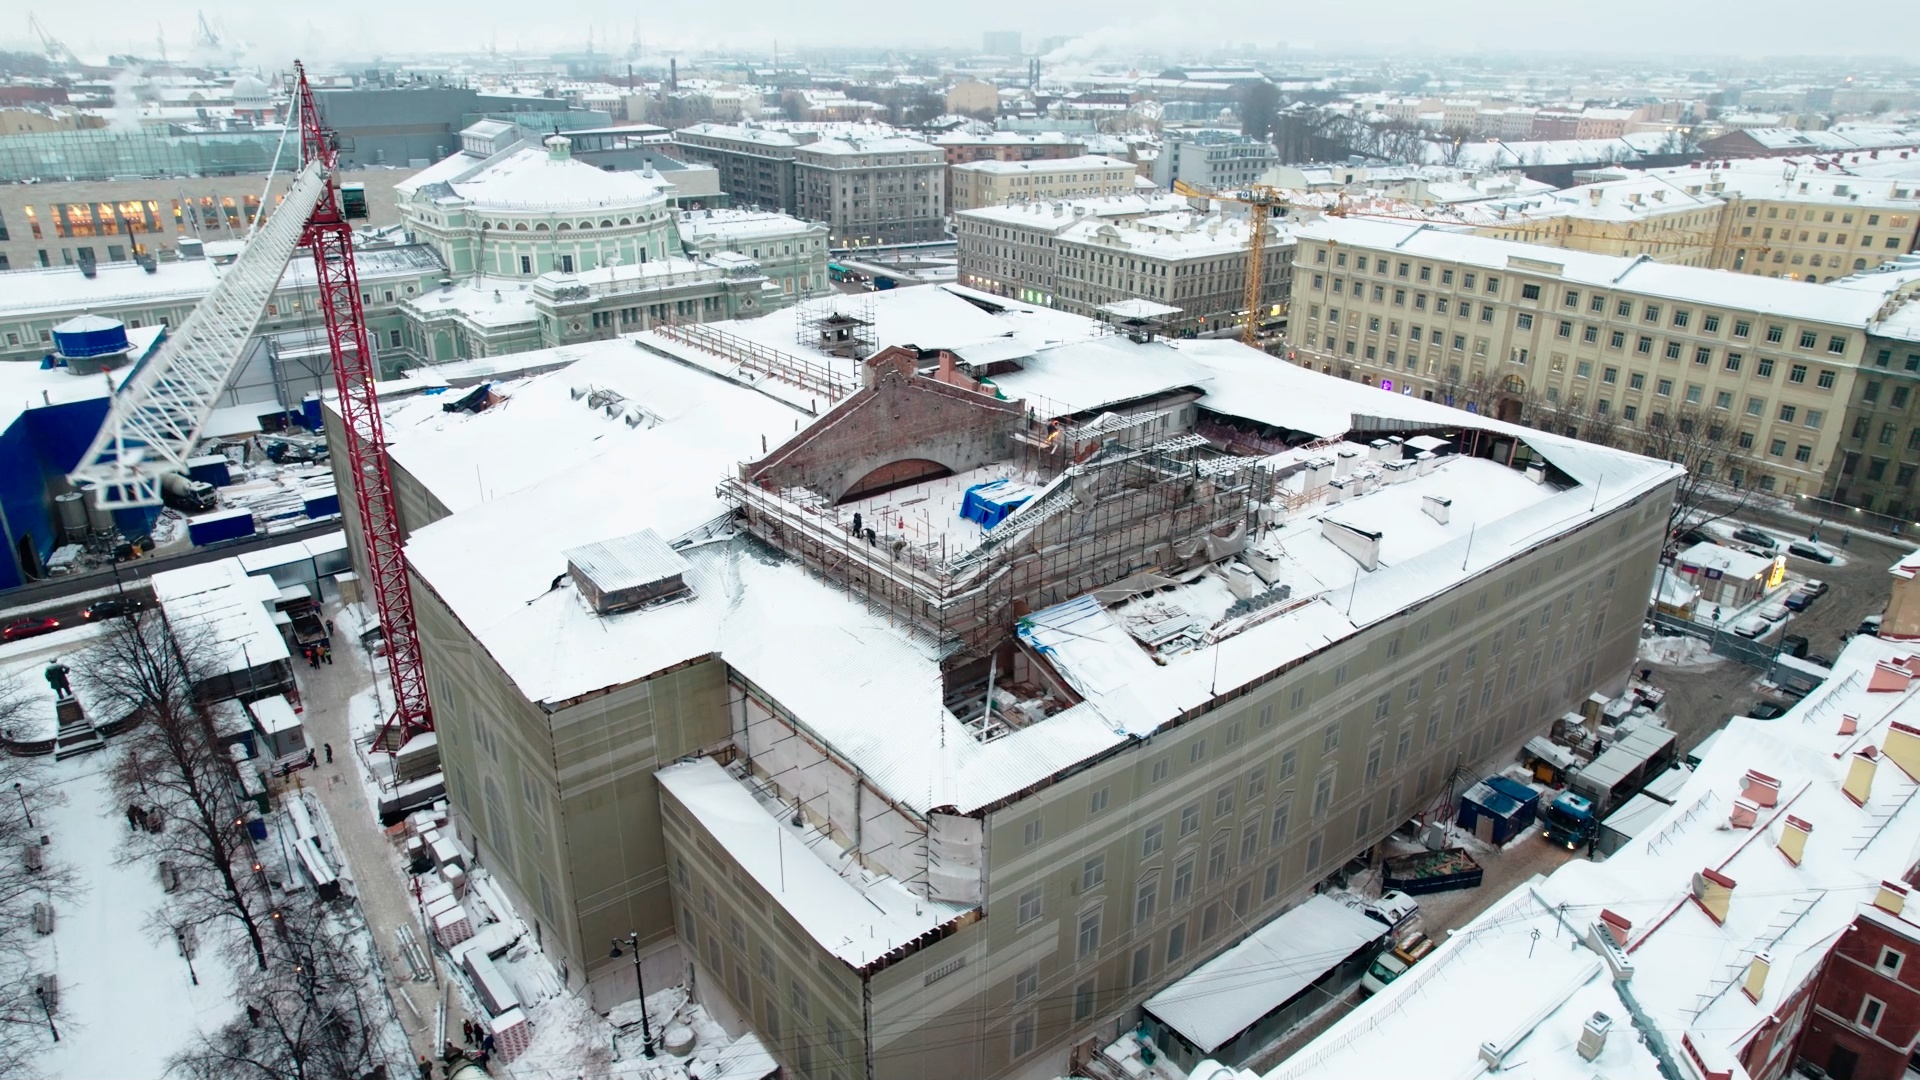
[1144, 894, 1385, 1053]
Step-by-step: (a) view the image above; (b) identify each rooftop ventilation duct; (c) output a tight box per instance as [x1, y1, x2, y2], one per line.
[1576, 1012, 1613, 1061]
[1422, 495, 1451, 525]
[564, 529, 693, 615]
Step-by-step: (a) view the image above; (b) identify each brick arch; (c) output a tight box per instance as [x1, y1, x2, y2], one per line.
[839, 458, 955, 504]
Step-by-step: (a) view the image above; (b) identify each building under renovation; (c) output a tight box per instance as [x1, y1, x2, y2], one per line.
[329, 284, 1682, 1080]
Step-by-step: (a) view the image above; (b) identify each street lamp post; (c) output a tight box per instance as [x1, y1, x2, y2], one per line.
[175, 923, 199, 985]
[609, 933, 655, 1058]
[34, 984, 58, 1042]
[13, 781, 30, 829]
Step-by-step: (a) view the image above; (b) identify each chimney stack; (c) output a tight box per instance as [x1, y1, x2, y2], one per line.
[1422, 494, 1451, 525]
[1741, 952, 1771, 1003]
[1845, 747, 1880, 807]
[1875, 880, 1909, 916]
[1729, 798, 1759, 830]
[1692, 868, 1736, 925]
[1576, 1012, 1612, 1062]
[1741, 769, 1780, 807]
[1778, 815, 1812, 866]
[1883, 720, 1920, 780]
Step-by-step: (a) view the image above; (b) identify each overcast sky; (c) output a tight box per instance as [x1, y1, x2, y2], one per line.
[11, 0, 1920, 67]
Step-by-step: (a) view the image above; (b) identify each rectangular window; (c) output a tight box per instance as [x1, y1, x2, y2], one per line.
[1018, 887, 1043, 925]
[1142, 824, 1163, 857]
[1270, 800, 1291, 845]
[1082, 855, 1105, 891]
[1135, 879, 1157, 924]
[1859, 995, 1885, 1032]
[1076, 909, 1101, 958]
[1172, 858, 1194, 902]
[1167, 922, 1188, 963]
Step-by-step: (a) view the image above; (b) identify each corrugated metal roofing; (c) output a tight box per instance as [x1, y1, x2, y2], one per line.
[1144, 895, 1385, 1053]
[564, 528, 690, 593]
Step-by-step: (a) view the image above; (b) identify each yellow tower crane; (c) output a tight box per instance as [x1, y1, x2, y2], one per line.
[1173, 180, 1292, 347]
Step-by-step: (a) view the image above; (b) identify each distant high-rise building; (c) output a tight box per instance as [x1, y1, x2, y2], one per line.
[982, 30, 1022, 57]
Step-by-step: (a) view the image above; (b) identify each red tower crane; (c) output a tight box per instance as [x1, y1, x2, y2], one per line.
[72, 61, 432, 749]
[291, 65, 433, 749]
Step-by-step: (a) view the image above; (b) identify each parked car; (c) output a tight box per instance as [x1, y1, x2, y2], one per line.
[1362, 890, 1420, 933]
[1672, 528, 1709, 549]
[1748, 701, 1789, 720]
[1758, 603, 1790, 622]
[1787, 541, 1836, 564]
[1783, 591, 1815, 612]
[1807, 655, 1835, 669]
[2, 616, 60, 642]
[1779, 634, 1810, 659]
[81, 596, 145, 620]
[1732, 527, 1778, 551]
[1860, 614, 1885, 637]
[1732, 615, 1772, 638]
[1802, 579, 1830, 597]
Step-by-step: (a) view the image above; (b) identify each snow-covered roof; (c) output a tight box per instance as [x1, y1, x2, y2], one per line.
[1060, 210, 1291, 261]
[0, 325, 159, 431]
[656, 758, 973, 969]
[400, 144, 670, 212]
[399, 286, 1678, 815]
[955, 192, 1192, 233]
[675, 208, 820, 245]
[1676, 540, 1775, 580]
[1267, 632, 1920, 1080]
[1295, 217, 1898, 328]
[149, 557, 291, 674]
[951, 154, 1131, 176]
[1144, 895, 1385, 1054]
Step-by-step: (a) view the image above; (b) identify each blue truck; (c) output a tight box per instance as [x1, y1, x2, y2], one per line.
[1542, 791, 1597, 850]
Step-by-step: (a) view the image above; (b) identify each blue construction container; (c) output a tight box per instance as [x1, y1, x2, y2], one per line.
[303, 489, 340, 519]
[186, 454, 232, 488]
[187, 508, 257, 546]
[959, 478, 1037, 530]
[300, 394, 323, 432]
[1456, 775, 1541, 845]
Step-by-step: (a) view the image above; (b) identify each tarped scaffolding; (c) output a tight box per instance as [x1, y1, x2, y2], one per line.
[1142, 895, 1386, 1070]
[958, 477, 1038, 530]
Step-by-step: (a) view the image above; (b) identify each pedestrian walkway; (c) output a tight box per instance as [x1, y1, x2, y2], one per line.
[287, 612, 468, 1062]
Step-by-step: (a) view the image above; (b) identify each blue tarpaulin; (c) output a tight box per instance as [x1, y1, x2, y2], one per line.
[1457, 775, 1541, 845]
[959, 478, 1034, 530]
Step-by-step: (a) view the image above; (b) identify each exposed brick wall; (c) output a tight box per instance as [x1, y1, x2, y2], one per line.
[742, 367, 1021, 503]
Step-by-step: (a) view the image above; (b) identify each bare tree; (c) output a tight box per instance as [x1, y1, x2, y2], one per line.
[168, 902, 390, 1080]
[81, 613, 271, 970]
[1637, 405, 1755, 542]
[0, 675, 81, 1078]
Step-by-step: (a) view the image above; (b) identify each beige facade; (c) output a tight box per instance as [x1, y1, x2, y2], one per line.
[1287, 218, 1893, 496]
[946, 80, 1001, 117]
[793, 137, 946, 247]
[665, 481, 1672, 1080]
[0, 167, 413, 272]
[949, 155, 1137, 213]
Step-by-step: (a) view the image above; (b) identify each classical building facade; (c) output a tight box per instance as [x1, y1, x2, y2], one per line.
[1286, 217, 1919, 497]
[949, 156, 1138, 213]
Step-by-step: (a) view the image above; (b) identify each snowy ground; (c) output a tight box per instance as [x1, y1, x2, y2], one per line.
[34, 754, 239, 1079]
[1638, 633, 1725, 669]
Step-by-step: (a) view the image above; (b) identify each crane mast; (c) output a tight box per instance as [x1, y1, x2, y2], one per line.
[68, 62, 433, 749]
[292, 66, 434, 748]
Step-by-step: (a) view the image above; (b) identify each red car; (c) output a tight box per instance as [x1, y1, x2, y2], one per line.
[2, 616, 61, 643]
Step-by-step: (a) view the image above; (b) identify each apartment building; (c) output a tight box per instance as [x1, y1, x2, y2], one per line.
[333, 285, 1679, 1080]
[1286, 217, 1912, 496]
[1825, 267, 1920, 516]
[955, 194, 1187, 305]
[792, 133, 946, 247]
[672, 123, 810, 212]
[1469, 171, 1726, 266]
[1639, 158, 1920, 281]
[1151, 130, 1277, 193]
[956, 194, 1292, 334]
[949, 155, 1136, 212]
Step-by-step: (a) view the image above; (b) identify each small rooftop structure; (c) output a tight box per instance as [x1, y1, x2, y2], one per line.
[564, 529, 693, 614]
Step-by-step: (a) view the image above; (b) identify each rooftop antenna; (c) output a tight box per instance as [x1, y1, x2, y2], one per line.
[1460, 523, 1476, 571]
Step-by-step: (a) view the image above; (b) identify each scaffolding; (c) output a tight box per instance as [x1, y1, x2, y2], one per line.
[723, 426, 1268, 674]
[793, 292, 876, 358]
[653, 320, 856, 403]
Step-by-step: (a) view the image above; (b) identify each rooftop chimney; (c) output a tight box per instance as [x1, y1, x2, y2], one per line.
[1741, 952, 1771, 1003]
[1845, 747, 1880, 806]
[1692, 868, 1736, 925]
[1422, 494, 1451, 525]
[1840, 714, 1859, 736]
[1884, 720, 1920, 780]
[1869, 662, 1912, 693]
[1875, 880, 1909, 916]
[1576, 1012, 1612, 1062]
[1778, 815, 1812, 866]
[1598, 909, 1632, 947]
[1729, 798, 1759, 830]
[1741, 769, 1780, 808]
